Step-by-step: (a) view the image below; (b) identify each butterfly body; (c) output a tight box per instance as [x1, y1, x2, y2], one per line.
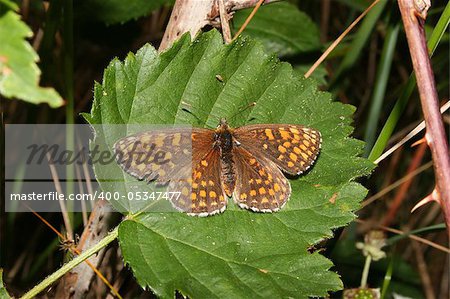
[214, 118, 237, 197]
[114, 119, 322, 216]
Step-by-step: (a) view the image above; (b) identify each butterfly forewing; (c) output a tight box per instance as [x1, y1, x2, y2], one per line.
[114, 128, 214, 184]
[232, 145, 291, 212]
[233, 124, 322, 175]
[114, 127, 228, 215]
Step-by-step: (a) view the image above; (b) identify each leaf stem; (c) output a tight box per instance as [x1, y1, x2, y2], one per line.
[20, 226, 119, 299]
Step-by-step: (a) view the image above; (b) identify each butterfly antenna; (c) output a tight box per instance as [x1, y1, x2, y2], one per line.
[180, 101, 208, 127]
[229, 101, 256, 123]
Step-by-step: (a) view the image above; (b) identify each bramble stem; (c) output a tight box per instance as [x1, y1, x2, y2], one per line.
[397, 0, 450, 237]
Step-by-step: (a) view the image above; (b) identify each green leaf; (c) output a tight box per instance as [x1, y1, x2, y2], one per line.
[0, 269, 11, 299]
[87, 30, 374, 297]
[232, 2, 321, 57]
[0, 1, 63, 108]
[78, 0, 174, 25]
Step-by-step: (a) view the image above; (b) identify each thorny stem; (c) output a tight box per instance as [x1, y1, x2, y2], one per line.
[397, 0, 450, 237]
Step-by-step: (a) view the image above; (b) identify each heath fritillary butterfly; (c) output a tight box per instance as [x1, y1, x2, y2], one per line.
[114, 118, 321, 217]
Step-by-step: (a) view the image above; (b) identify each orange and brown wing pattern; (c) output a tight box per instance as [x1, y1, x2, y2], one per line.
[113, 128, 214, 184]
[233, 124, 322, 175]
[168, 149, 227, 216]
[232, 145, 291, 212]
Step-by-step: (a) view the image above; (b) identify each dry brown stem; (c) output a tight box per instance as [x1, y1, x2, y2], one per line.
[159, 0, 278, 51]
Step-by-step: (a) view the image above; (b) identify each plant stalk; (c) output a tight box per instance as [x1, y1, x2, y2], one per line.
[397, 0, 450, 237]
[20, 226, 119, 299]
[360, 255, 372, 288]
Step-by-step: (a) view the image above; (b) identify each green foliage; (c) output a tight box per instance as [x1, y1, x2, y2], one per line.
[0, 269, 10, 299]
[330, 0, 388, 89]
[0, 0, 63, 107]
[78, 0, 174, 25]
[363, 23, 400, 156]
[232, 2, 321, 57]
[86, 30, 374, 297]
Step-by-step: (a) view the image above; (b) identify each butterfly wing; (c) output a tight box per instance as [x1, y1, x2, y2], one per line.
[232, 145, 291, 212]
[233, 124, 322, 175]
[114, 128, 214, 184]
[168, 148, 228, 216]
[114, 127, 227, 216]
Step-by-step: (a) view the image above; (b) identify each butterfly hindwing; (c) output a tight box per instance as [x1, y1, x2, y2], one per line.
[168, 149, 227, 216]
[233, 124, 322, 175]
[232, 145, 291, 212]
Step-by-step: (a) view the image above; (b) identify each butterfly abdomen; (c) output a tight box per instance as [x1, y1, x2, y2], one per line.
[215, 128, 236, 197]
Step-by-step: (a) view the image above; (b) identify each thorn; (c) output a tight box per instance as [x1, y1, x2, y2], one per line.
[411, 189, 439, 213]
[413, 0, 431, 20]
[424, 131, 433, 145]
[411, 137, 426, 147]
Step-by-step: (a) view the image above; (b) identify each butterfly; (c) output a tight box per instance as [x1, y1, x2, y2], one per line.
[113, 118, 322, 217]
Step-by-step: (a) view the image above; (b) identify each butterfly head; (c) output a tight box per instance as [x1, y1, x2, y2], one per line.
[217, 118, 229, 131]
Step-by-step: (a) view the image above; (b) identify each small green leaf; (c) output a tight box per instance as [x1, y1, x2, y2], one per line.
[78, 0, 174, 25]
[0, 0, 63, 108]
[0, 269, 11, 299]
[232, 2, 322, 57]
[87, 30, 374, 297]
